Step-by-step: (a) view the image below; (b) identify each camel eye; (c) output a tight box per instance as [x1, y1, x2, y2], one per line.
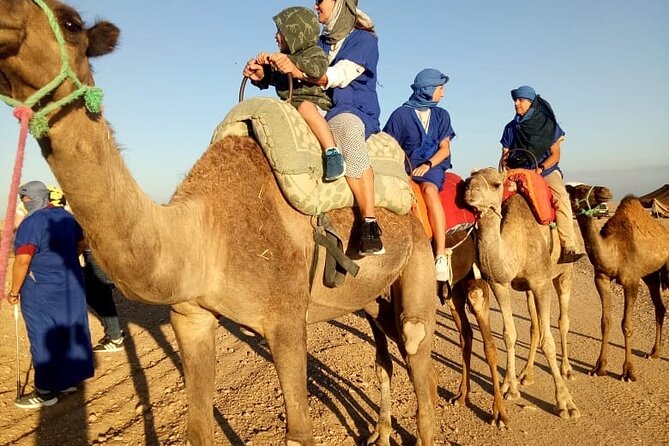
[62, 19, 83, 34]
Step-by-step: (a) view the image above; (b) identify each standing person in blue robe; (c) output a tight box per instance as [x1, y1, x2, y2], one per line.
[384, 68, 455, 281]
[6, 181, 94, 409]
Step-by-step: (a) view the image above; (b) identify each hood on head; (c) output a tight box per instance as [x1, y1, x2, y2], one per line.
[273, 7, 320, 54]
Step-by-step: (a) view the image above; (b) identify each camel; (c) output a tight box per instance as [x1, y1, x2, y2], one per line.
[565, 183, 669, 381]
[463, 168, 579, 419]
[0, 2, 439, 445]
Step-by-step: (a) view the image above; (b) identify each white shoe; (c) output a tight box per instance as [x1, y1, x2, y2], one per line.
[435, 255, 451, 283]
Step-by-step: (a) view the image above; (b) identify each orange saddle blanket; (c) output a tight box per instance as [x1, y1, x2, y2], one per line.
[411, 172, 477, 239]
[503, 168, 556, 225]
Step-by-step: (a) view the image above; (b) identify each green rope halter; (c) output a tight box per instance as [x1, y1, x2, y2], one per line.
[0, 0, 103, 138]
[575, 186, 604, 218]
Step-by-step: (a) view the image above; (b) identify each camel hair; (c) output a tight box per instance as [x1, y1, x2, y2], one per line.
[463, 167, 580, 419]
[566, 184, 669, 382]
[436, 228, 509, 427]
[0, 2, 440, 445]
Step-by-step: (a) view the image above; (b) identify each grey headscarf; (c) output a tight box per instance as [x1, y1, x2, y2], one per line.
[322, 0, 358, 44]
[19, 181, 50, 216]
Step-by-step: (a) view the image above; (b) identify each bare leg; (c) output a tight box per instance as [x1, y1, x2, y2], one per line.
[171, 303, 218, 446]
[420, 182, 446, 255]
[346, 168, 376, 218]
[298, 101, 335, 150]
[590, 272, 612, 377]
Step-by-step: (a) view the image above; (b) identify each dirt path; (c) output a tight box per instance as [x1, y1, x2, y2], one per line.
[1, 224, 668, 445]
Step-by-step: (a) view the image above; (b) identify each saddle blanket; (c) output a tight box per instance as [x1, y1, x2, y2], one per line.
[503, 168, 556, 225]
[211, 97, 414, 216]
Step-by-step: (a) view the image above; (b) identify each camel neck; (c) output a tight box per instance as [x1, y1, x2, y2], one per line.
[575, 216, 616, 274]
[476, 212, 518, 283]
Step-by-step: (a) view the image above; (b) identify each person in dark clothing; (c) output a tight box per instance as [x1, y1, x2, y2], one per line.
[243, 6, 345, 182]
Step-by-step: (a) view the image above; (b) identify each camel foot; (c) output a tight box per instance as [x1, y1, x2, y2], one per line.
[562, 367, 576, 381]
[556, 401, 581, 420]
[502, 387, 521, 401]
[449, 392, 467, 407]
[588, 363, 607, 377]
[518, 370, 535, 386]
[490, 404, 510, 429]
[645, 348, 661, 359]
[402, 320, 426, 356]
[364, 430, 390, 446]
[286, 441, 310, 446]
[620, 371, 637, 382]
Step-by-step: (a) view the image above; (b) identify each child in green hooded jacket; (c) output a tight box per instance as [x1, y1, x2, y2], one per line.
[243, 6, 345, 182]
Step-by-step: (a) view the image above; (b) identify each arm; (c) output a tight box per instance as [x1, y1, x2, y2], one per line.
[537, 138, 563, 174]
[412, 138, 452, 177]
[7, 253, 32, 304]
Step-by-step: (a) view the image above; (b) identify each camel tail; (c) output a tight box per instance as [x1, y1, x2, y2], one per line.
[661, 266, 669, 292]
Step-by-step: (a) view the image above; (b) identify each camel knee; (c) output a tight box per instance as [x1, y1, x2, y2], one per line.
[403, 319, 427, 355]
[467, 286, 485, 313]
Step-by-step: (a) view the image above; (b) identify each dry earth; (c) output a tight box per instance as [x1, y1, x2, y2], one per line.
[0, 217, 668, 445]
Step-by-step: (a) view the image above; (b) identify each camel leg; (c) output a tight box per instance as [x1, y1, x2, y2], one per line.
[553, 272, 575, 380]
[519, 291, 539, 386]
[365, 316, 393, 446]
[171, 304, 218, 446]
[446, 285, 472, 408]
[466, 279, 508, 427]
[531, 285, 580, 419]
[620, 281, 640, 382]
[398, 252, 437, 446]
[642, 274, 666, 359]
[490, 282, 520, 401]
[264, 318, 313, 445]
[590, 272, 612, 377]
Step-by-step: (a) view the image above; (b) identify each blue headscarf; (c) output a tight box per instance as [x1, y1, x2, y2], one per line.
[511, 85, 536, 102]
[403, 68, 449, 110]
[19, 180, 50, 216]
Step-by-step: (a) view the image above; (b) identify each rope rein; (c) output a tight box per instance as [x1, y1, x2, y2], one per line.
[1, 0, 104, 302]
[575, 186, 603, 218]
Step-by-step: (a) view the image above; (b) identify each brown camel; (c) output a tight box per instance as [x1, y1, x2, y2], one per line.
[0, 2, 438, 445]
[463, 168, 579, 419]
[439, 229, 508, 427]
[566, 184, 669, 382]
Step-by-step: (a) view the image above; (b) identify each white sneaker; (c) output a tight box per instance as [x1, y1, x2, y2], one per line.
[435, 254, 451, 283]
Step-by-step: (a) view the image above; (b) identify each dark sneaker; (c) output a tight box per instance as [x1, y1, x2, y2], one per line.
[15, 391, 58, 409]
[323, 148, 346, 182]
[93, 336, 124, 353]
[359, 220, 385, 256]
[558, 248, 585, 264]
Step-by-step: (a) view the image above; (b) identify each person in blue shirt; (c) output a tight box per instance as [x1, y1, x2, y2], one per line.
[384, 68, 455, 281]
[500, 85, 584, 264]
[7, 181, 94, 409]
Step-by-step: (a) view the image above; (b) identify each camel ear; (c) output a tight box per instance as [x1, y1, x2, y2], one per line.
[86, 21, 120, 58]
[565, 184, 574, 195]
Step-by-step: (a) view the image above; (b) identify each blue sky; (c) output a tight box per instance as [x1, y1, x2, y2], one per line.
[1, 0, 668, 212]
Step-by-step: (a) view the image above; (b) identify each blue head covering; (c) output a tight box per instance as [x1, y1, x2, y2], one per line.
[19, 180, 50, 216]
[403, 68, 449, 110]
[511, 85, 536, 102]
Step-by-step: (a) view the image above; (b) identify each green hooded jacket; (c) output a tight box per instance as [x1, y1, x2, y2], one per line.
[253, 7, 332, 111]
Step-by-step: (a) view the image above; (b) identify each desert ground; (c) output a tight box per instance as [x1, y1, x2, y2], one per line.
[0, 216, 667, 445]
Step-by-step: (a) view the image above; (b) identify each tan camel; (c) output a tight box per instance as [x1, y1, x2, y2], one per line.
[0, 2, 438, 445]
[566, 184, 669, 382]
[439, 229, 509, 427]
[463, 168, 579, 419]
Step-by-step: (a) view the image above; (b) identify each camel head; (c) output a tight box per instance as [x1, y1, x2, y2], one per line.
[565, 183, 613, 217]
[0, 0, 119, 104]
[463, 167, 505, 216]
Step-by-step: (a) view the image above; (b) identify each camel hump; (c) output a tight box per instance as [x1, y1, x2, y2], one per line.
[504, 168, 556, 225]
[210, 97, 414, 215]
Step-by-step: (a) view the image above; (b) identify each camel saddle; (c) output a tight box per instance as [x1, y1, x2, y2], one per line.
[211, 97, 414, 216]
[503, 168, 556, 225]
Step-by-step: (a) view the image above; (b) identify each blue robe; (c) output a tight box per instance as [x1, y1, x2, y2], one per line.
[384, 105, 456, 189]
[14, 207, 93, 392]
